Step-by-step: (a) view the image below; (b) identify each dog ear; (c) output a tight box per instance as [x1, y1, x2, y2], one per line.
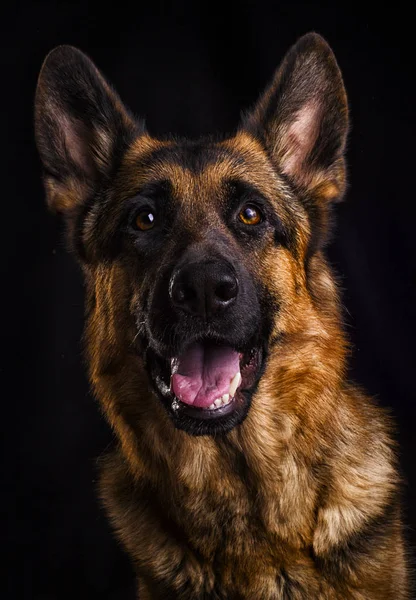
[242, 33, 348, 201]
[35, 46, 140, 212]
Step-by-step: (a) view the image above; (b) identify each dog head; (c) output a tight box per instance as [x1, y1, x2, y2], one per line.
[35, 33, 348, 437]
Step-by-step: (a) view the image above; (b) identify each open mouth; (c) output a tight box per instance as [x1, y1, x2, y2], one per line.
[145, 338, 264, 434]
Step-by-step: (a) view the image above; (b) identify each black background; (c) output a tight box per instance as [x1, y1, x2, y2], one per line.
[3, 2, 415, 598]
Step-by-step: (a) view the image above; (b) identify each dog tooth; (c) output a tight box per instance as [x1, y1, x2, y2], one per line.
[171, 399, 180, 411]
[229, 372, 242, 397]
[208, 403, 215, 410]
[222, 393, 230, 405]
[214, 398, 222, 407]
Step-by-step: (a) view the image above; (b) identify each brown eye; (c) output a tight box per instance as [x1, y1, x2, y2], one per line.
[239, 205, 262, 226]
[134, 210, 156, 231]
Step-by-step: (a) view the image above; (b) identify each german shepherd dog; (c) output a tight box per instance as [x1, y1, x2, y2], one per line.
[35, 33, 409, 599]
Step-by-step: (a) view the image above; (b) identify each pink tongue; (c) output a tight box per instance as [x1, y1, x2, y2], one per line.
[171, 342, 240, 408]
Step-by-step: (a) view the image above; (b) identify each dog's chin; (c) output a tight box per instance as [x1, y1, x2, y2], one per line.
[143, 336, 266, 436]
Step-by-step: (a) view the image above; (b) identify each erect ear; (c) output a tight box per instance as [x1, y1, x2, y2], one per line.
[242, 33, 348, 201]
[35, 46, 140, 212]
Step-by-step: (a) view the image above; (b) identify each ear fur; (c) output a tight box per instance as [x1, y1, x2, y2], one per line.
[35, 46, 141, 212]
[242, 33, 349, 201]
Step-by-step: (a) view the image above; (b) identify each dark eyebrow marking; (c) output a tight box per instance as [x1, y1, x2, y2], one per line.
[125, 179, 172, 202]
[223, 178, 267, 200]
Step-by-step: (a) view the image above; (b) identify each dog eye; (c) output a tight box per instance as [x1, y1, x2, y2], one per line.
[134, 210, 156, 231]
[238, 205, 262, 226]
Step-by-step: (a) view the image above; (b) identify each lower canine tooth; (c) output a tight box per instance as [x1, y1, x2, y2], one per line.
[229, 372, 242, 397]
[214, 398, 222, 407]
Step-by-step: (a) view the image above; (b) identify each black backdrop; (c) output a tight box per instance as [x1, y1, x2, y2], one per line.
[3, 2, 415, 599]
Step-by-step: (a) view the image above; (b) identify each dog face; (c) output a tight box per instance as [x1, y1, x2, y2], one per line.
[35, 34, 348, 436]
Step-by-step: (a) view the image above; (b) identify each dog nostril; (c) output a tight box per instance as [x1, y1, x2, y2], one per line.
[215, 276, 238, 303]
[172, 282, 195, 306]
[174, 287, 185, 304]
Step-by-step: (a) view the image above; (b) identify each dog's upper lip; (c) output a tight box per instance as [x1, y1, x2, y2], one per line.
[161, 331, 256, 362]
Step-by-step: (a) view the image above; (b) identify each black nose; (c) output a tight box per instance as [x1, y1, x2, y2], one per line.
[170, 261, 239, 318]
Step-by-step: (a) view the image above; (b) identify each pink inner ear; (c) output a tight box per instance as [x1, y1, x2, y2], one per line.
[279, 100, 320, 181]
[57, 111, 95, 177]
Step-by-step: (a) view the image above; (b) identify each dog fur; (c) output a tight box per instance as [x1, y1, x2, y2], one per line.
[35, 33, 409, 598]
